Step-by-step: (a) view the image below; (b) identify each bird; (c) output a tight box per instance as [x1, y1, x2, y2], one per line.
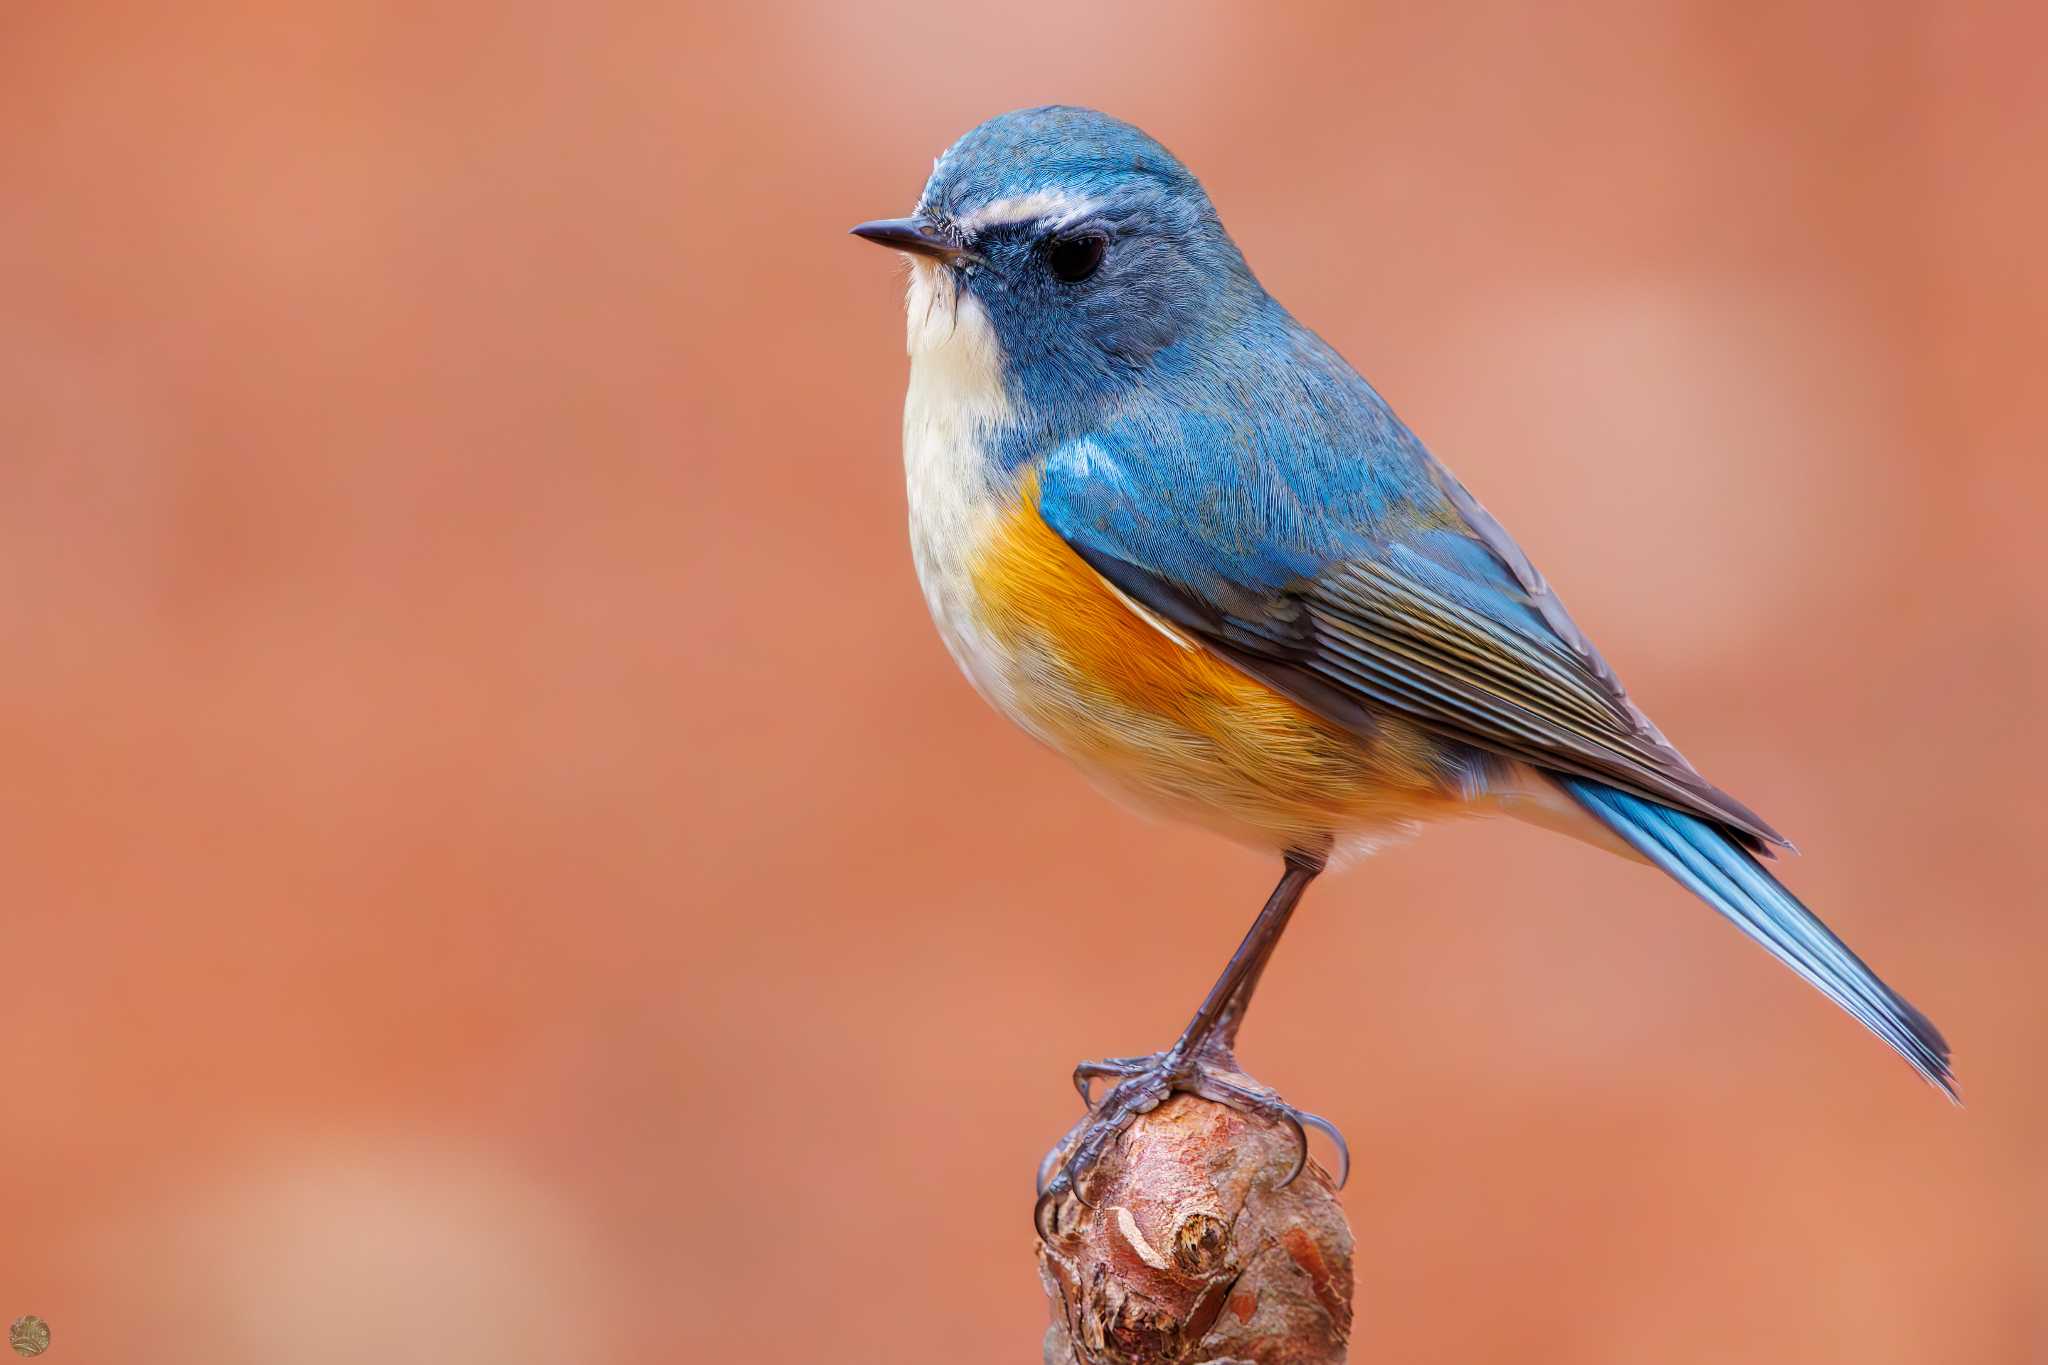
[849, 106, 1954, 1238]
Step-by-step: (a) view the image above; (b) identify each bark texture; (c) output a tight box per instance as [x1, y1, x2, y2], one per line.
[1037, 1089, 1354, 1363]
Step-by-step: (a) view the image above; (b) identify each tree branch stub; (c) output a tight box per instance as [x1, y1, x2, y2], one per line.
[1037, 1089, 1354, 1364]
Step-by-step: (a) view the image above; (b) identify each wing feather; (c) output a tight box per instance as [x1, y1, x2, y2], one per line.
[1054, 475, 1786, 852]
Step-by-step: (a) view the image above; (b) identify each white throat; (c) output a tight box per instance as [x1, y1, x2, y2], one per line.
[899, 260, 1019, 711]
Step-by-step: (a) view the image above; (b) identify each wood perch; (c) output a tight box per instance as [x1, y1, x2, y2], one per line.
[1036, 1083, 1354, 1363]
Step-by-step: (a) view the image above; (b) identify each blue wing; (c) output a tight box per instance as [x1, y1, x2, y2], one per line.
[1033, 325, 1953, 1096]
[1034, 332, 1782, 849]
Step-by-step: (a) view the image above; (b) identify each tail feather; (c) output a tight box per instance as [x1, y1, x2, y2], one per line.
[1558, 776, 1956, 1100]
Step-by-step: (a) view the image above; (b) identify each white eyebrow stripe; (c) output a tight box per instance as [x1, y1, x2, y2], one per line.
[955, 190, 1099, 233]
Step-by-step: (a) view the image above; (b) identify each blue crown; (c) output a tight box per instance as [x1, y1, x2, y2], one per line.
[917, 106, 1209, 224]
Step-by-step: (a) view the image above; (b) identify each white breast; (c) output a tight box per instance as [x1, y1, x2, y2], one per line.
[899, 262, 1022, 714]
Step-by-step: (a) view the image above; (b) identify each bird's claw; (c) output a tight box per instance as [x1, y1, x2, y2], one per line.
[1070, 1054, 1155, 1109]
[1034, 1049, 1349, 1241]
[1186, 1066, 1351, 1191]
[1292, 1106, 1351, 1189]
[1034, 1126, 1112, 1243]
[1265, 1105, 1351, 1188]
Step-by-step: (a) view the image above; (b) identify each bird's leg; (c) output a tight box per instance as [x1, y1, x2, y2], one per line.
[1066, 889, 1290, 1105]
[1206, 881, 1292, 1057]
[1070, 847, 1323, 1106]
[1038, 848, 1349, 1240]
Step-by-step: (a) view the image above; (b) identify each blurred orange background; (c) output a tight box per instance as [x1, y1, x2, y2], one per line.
[3, 3, 2043, 1361]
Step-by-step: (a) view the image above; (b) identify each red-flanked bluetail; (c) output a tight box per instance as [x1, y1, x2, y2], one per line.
[852, 106, 1954, 1240]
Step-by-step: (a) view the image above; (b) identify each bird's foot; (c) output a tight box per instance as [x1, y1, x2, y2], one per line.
[1033, 1046, 1349, 1242]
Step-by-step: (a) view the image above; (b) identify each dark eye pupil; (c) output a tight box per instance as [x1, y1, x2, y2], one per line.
[1048, 233, 1106, 282]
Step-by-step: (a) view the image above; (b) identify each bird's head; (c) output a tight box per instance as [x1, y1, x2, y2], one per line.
[853, 106, 1262, 408]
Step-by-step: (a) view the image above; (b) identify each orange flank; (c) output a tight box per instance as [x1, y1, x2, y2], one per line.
[969, 472, 1468, 853]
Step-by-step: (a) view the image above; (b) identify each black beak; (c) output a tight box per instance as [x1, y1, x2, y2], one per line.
[849, 217, 973, 263]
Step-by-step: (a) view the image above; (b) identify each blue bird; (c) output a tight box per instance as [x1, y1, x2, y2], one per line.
[850, 106, 1954, 1237]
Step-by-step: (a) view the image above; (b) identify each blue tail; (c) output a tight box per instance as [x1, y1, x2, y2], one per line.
[1559, 777, 1955, 1099]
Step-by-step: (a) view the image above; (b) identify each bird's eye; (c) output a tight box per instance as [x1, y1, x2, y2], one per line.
[1046, 231, 1107, 283]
